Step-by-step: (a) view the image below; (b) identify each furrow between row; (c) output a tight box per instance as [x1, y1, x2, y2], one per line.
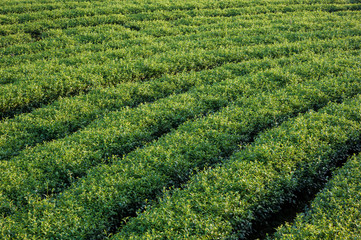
[271, 152, 361, 239]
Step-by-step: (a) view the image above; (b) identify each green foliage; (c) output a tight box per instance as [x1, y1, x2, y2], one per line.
[0, 0, 361, 239]
[116, 95, 361, 240]
[0, 62, 238, 160]
[1, 54, 360, 238]
[0, 61, 302, 213]
[0, 48, 355, 161]
[1, 0, 360, 118]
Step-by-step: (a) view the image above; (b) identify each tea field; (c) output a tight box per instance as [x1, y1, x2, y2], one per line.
[0, 0, 361, 239]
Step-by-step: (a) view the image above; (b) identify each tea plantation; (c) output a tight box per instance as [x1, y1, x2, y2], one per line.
[0, 0, 360, 239]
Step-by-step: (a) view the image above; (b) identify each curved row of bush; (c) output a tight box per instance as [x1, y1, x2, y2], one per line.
[116, 94, 361, 240]
[3, 25, 358, 87]
[1, 1, 359, 118]
[0, 0, 292, 25]
[2, 0, 355, 27]
[1, 52, 360, 239]
[4, 10, 357, 72]
[8, 0, 349, 15]
[0, 0, 283, 16]
[0, 9, 307, 50]
[271, 153, 361, 239]
[3, 9, 355, 64]
[0, 69, 227, 160]
[0, 59, 306, 217]
[2, 3, 360, 60]
[1, 34, 359, 119]
[0, 55, 283, 160]
[0, 47, 358, 160]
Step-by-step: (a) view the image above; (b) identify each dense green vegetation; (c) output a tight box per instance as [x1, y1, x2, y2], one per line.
[0, 0, 360, 239]
[0, 59, 271, 160]
[115, 95, 361, 239]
